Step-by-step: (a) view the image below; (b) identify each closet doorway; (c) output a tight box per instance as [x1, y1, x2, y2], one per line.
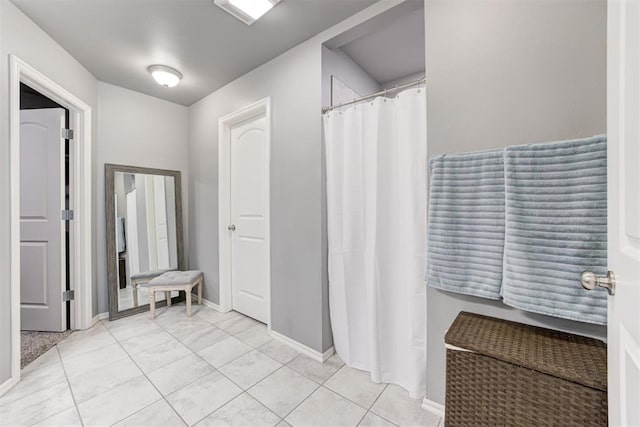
[5, 56, 93, 397]
[19, 85, 69, 333]
[218, 98, 271, 326]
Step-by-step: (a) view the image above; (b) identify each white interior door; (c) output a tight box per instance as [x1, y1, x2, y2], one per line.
[144, 175, 158, 271]
[607, 1, 640, 425]
[126, 189, 140, 280]
[230, 115, 269, 323]
[19, 108, 66, 332]
[152, 175, 170, 269]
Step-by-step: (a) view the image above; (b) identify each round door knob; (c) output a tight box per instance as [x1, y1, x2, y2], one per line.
[581, 270, 615, 296]
[581, 271, 598, 290]
[228, 224, 236, 231]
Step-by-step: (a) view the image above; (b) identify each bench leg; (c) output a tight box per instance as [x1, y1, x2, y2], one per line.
[133, 282, 139, 307]
[186, 285, 192, 317]
[198, 279, 202, 305]
[150, 290, 156, 319]
[166, 291, 172, 306]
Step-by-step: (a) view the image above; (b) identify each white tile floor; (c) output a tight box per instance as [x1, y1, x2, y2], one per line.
[0, 303, 442, 427]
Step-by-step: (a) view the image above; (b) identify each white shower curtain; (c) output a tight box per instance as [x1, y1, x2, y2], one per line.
[323, 87, 427, 398]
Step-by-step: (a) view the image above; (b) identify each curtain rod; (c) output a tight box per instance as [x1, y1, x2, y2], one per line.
[321, 76, 425, 114]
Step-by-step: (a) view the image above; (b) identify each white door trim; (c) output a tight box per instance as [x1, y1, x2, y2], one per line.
[8, 55, 93, 390]
[218, 97, 271, 330]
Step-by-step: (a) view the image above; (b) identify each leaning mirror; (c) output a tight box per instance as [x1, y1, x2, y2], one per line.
[105, 164, 185, 320]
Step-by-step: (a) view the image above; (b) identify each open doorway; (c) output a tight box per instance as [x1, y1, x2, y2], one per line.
[320, 1, 428, 400]
[19, 83, 73, 367]
[4, 56, 93, 396]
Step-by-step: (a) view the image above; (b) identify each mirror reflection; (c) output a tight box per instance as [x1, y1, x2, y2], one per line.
[113, 172, 179, 311]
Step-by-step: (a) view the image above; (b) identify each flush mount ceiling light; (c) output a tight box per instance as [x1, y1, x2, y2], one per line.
[148, 64, 183, 88]
[214, 0, 281, 26]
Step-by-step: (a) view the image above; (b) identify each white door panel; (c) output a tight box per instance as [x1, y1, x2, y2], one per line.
[126, 189, 140, 278]
[20, 108, 66, 332]
[607, 1, 640, 425]
[230, 115, 269, 323]
[153, 175, 170, 269]
[144, 175, 158, 271]
[20, 242, 48, 305]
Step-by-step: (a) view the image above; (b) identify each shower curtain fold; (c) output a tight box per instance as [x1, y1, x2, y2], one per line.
[323, 88, 427, 398]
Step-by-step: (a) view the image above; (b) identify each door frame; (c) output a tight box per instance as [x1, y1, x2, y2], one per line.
[218, 97, 271, 329]
[5, 55, 93, 394]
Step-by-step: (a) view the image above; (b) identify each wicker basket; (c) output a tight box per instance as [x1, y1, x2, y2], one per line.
[444, 312, 607, 426]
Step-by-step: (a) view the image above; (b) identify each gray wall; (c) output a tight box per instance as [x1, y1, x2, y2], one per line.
[381, 71, 425, 90]
[188, 0, 409, 354]
[96, 82, 189, 314]
[0, 1, 99, 386]
[424, 0, 607, 404]
[321, 46, 381, 106]
[189, 43, 327, 352]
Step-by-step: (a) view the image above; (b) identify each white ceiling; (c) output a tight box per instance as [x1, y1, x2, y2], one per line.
[11, 0, 378, 106]
[340, 7, 424, 84]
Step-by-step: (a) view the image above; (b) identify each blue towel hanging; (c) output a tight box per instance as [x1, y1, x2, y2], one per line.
[426, 149, 505, 300]
[501, 135, 608, 325]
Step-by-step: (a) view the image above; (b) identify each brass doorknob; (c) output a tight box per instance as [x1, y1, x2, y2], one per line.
[581, 271, 615, 296]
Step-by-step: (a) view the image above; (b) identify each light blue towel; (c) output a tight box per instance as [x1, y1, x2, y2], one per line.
[501, 135, 607, 325]
[426, 149, 505, 300]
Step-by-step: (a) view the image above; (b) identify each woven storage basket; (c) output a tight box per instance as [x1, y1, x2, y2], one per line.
[444, 312, 607, 427]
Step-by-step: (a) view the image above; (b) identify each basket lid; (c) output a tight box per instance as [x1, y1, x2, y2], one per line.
[445, 311, 607, 391]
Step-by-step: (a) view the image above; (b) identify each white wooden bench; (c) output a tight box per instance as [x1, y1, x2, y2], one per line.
[129, 268, 174, 307]
[142, 270, 203, 318]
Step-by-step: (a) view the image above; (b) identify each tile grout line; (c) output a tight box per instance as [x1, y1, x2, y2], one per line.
[149, 313, 284, 425]
[14, 347, 84, 426]
[274, 355, 346, 423]
[156, 306, 307, 425]
[21, 307, 402, 427]
[274, 379, 322, 423]
[168, 327, 390, 427]
[319, 365, 393, 426]
[56, 324, 121, 365]
[54, 345, 86, 427]
[57, 305, 404, 427]
[279, 358, 401, 427]
[141, 306, 271, 426]
[316, 363, 370, 426]
[102, 319, 191, 427]
[364, 384, 399, 426]
[163, 320, 285, 425]
[160, 306, 291, 370]
[245, 363, 318, 422]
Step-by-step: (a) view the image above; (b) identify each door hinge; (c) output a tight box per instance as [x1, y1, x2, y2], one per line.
[61, 128, 74, 140]
[63, 290, 75, 302]
[61, 210, 74, 221]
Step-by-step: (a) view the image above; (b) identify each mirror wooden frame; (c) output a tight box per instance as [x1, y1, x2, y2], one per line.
[105, 163, 185, 320]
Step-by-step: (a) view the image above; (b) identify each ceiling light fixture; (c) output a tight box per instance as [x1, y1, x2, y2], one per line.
[214, 0, 281, 26]
[148, 65, 183, 88]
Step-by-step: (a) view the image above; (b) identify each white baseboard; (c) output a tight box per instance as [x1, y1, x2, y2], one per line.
[269, 330, 335, 363]
[422, 398, 445, 419]
[0, 377, 18, 398]
[91, 312, 109, 326]
[190, 294, 224, 312]
[191, 295, 334, 363]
